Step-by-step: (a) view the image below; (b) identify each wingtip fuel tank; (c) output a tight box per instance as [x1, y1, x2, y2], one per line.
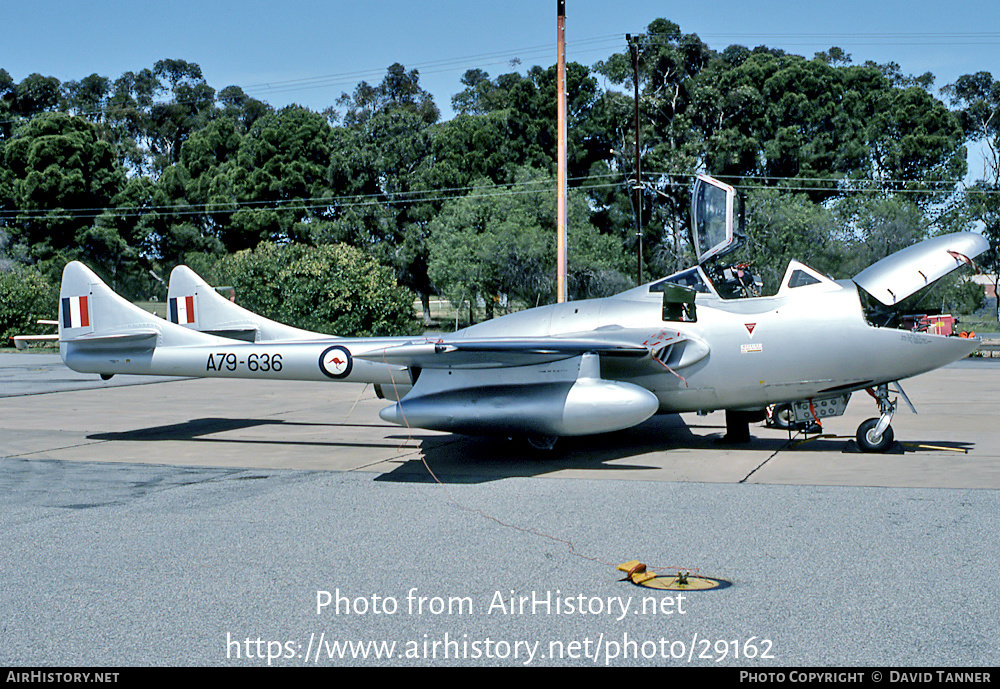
[378, 352, 660, 437]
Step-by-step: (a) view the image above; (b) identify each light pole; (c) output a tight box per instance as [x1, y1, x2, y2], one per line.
[556, 0, 568, 302]
[627, 33, 643, 286]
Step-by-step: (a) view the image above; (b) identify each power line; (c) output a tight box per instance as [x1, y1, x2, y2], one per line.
[8, 26, 995, 126]
[0, 33, 627, 126]
[0, 174, 625, 222]
[646, 30, 1000, 46]
[3, 172, 998, 224]
[240, 34, 625, 98]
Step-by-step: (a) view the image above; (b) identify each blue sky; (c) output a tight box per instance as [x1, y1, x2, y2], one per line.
[3, 0, 998, 121]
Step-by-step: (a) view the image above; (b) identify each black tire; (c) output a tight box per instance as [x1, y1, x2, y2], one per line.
[525, 435, 560, 451]
[856, 418, 894, 453]
[769, 404, 794, 430]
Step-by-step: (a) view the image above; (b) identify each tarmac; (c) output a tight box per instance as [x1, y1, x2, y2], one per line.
[2, 351, 998, 667]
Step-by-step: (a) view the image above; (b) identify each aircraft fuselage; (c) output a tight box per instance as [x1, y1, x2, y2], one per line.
[453, 278, 978, 415]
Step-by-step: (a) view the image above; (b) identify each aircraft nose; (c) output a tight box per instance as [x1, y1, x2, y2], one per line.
[958, 336, 986, 359]
[901, 332, 983, 376]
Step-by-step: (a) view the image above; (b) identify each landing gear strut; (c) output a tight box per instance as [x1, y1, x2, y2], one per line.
[856, 384, 896, 453]
[721, 409, 766, 443]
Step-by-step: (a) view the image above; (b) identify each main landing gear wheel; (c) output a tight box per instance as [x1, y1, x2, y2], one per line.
[768, 403, 822, 434]
[856, 417, 894, 453]
[769, 403, 793, 430]
[525, 435, 560, 451]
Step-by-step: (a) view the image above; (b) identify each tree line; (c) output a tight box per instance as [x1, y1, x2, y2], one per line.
[2, 17, 999, 341]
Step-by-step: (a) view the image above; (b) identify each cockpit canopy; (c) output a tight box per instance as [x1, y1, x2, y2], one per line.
[691, 174, 744, 264]
[649, 176, 990, 317]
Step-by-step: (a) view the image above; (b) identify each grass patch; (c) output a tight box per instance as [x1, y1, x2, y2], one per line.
[954, 316, 1000, 334]
[135, 301, 168, 319]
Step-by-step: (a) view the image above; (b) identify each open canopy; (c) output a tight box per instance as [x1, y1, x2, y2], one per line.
[691, 175, 743, 264]
[852, 232, 989, 306]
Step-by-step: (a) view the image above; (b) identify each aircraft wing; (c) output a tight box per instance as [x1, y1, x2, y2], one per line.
[354, 337, 655, 369]
[12, 334, 58, 350]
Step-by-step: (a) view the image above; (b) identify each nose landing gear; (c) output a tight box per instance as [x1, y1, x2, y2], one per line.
[856, 383, 900, 453]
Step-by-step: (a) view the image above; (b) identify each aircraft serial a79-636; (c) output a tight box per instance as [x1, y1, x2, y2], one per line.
[58, 175, 988, 453]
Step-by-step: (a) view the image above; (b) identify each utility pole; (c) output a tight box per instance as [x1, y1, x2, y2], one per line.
[627, 33, 642, 286]
[556, 0, 568, 302]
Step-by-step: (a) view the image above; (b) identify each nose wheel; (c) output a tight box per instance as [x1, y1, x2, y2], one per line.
[855, 384, 898, 453]
[856, 417, 895, 453]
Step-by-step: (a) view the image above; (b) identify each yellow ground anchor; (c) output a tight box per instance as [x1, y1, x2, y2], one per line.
[791, 435, 968, 454]
[788, 433, 844, 448]
[901, 443, 969, 454]
[617, 560, 730, 591]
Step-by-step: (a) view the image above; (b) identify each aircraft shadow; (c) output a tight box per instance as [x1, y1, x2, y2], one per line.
[87, 415, 974, 484]
[377, 418, 978, 484]
[87, 414, 786, 478]
[88, 417, 418, 450]
[374, 414, 800, 484]
[91, 418, 277, 441]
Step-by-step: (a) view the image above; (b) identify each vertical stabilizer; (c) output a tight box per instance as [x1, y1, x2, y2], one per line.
[167, 265, 331, 342]
[59, 262, 225, 371]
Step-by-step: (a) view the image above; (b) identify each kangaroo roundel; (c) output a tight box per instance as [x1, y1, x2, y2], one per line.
[319, 345, 353, 379]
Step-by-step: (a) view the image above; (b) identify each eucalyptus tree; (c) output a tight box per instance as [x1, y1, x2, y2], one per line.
[62, 74, 111, 122]
[427, 167, 629, 320]
[10, 73, 62, 117]
[598, 19, 969, 282]
[945, 71, 1000, 317]
[147, 59, 216, 172]
[451, 61, 611, 182]
[1, 112, 128, 283]
[324, 65, 447, 319]
[594, 19, 713, 276]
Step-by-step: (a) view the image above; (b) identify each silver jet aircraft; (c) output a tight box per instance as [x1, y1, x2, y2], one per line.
[59, 176, 988, 452]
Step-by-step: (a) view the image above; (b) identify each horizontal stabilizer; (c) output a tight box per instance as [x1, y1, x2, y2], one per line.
[202, 327, 260, 342]
[62, 329, 160, 349]
[12, 334, 58, 350]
